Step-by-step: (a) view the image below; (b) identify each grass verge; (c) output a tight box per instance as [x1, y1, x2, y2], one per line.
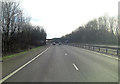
[2, 46, 41, 60]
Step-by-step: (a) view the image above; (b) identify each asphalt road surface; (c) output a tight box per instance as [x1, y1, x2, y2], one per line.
[3, 45, 118, 82]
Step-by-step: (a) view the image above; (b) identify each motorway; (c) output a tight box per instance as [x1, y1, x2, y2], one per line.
[2, 45, 118, 82]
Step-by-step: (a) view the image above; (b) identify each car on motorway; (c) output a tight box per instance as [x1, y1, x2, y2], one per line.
[58, 42, 62, 45]
[52, 42, 56, 45]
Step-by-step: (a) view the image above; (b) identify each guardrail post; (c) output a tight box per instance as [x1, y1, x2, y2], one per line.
[117, 49, 119, 56]
[93, 46, 94, 51]
[106, 48, 108, 53]
[89, 46, 90, 50]
[99, 47, 100, 52]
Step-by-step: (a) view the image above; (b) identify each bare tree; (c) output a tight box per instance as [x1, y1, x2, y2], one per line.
[2, 1, 22, 54]
[1, 0, 47, 56]
[108, 17, 118, 34]
[1, 0, 31, 54]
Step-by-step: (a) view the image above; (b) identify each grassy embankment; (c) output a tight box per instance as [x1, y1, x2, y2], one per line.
[1, 46, 41, 60]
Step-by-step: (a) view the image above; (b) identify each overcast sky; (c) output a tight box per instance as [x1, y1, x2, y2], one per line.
[20, 0, 119, 39]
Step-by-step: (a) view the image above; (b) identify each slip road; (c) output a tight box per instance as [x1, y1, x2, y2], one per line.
[2, 45, 118, 82]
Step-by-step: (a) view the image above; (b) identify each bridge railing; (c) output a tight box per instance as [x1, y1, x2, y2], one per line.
[66, 43, 120, 56]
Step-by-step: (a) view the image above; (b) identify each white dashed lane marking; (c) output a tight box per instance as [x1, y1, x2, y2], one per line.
[65, 53, 68, 56]
[73, 63, 79, 70]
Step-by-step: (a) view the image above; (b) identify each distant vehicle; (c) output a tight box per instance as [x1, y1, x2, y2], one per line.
[52, 42, 56, 45]
[58, 42, 62, 45]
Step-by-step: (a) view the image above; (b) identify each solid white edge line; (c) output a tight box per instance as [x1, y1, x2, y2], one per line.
[80, 47, 119, 60]
[66, 45, 119, 61]
[0, 47, 49, 83]
[73, 63, 79, 70]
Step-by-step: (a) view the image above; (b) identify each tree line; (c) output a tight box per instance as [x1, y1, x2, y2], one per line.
[61, 15, 120, 45]
[1, 0, 47, 56]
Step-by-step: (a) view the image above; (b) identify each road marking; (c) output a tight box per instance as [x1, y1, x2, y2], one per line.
[67, 45, 119, 61]
[73, 63, 79, 70]
[80, 48, 119, 60]
[65, 53, 68, 56]
[0, 47, 49, 83]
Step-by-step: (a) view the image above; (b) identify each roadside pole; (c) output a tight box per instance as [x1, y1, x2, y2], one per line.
[0, 1, 2, 82]
[118, 1, 120, 83]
